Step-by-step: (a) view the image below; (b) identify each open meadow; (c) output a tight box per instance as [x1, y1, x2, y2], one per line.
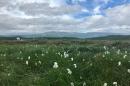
[0, 40, 130, 86]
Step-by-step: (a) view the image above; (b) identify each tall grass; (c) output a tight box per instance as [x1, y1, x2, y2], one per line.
[0, 44, 130, 86]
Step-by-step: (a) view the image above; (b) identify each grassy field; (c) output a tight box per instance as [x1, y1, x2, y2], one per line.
[0, 40, 130, 86]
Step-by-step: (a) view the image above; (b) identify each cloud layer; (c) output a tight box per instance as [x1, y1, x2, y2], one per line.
[0, 0, 130, 35]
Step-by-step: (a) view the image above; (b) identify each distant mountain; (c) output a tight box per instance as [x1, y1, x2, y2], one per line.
[21, 32, 121, 38]
[0, 32, 128, 40]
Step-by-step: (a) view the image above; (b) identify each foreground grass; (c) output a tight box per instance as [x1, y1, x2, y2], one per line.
[0, 43, 130, 86]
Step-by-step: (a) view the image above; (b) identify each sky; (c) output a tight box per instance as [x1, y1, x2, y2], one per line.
[0, 0, 130, 35]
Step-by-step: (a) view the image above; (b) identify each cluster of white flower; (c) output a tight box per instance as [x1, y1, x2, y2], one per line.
[53, 62, 59, 69]
[67, 68, 72, 75]
[125, 51, 127, 54]
[0, 53, 6, 57]
[71, 58, 74, 61]
[102, 54, 105, 58]
[26, 60, 29, 65]
[28, 56, 31, 60]
[117, 49, 121, 55]
[41, 53, 44, 56]
[64, 52, 69, 58]
[82, 59, 85, 62]
[35, 53, 38, 57]
[73, 64, 77, 68]
[104, 46, 107, 50]
[105, 51, 110, 55]
[128, 69, 130, 73]
[123, 54, 127, 59]
[38, 61, 42, 64]
[83, 82, 86, 86]
[113, 82, 117, 86]
[46, 51, 48, 54]
[104, 46, 110, 54]
[80, 76, 82, 79]
[19, 51, 22, 54]
[57, 52, 63, 57]
[90, 63, 93, 66]
[21, 57, 23, 60]
[7, 73, 11, 76]
[118, 61, 122, 66]
[103, 83, 107, 86]
[112, 47, 116, 49]
[70, 82, 74, 86]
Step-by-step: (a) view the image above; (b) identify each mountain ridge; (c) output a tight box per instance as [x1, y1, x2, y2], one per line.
[0, 32, 129, 40]
[0, 32, 123, 38]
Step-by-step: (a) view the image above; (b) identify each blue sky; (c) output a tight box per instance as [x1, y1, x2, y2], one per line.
[71, 0, 130, 18]
[0, 0, 130, 35]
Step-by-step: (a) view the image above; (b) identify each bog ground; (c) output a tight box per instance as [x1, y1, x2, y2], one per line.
[0, 40, 130, 86]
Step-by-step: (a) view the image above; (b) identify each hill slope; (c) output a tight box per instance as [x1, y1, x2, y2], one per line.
[90, 35, 130, 40]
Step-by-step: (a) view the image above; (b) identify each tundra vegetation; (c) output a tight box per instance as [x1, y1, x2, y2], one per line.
[0, 40, 130, 86]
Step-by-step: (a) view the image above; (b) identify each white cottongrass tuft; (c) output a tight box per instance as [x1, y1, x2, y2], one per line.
[123, 55, 127, 59]
[64, 52, 69, 58]
[3, 54, 6, 57]
[28, 56, 31, 60]
[105, 51, 110, 54]
[70, 82, 74, 86]
[80, 76, 83, 79]
[67, 68, 72, 75]
[53, 62, 59, 69]
[21, 57, 23, 60]
[38, 61, 42, 64]
[117, 49, 121, 55]
[90, 63, 93, 66]
[7, 73, 11, 76]
[128, 69, 130, 73]
[57, 52, 61, 55]
[73, 64, 77, 68]
[112, 47, 115, 49]
[71, 58, 74, 61]
[83, 82, 86, 86]
[20, 51, 22, 54]
[103, 83, 107, 86]
[104, 46, 107, 50]
[41, 53, 44, 56]
[113, 82, 117, 86]
[26, 60, 29, 65]
[125, 51, 127, 54]
[118, 61, 121, 66]
[82, 59, 85, 62]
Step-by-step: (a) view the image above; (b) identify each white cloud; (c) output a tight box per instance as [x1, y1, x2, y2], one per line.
[0, 7, 39, 19]
[81, 8, 89, 13]
[13, 0, 68, 8]
[80, 4, 130, 33]
[0, 0, 130, 35]
[14, 0, 48, 4]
